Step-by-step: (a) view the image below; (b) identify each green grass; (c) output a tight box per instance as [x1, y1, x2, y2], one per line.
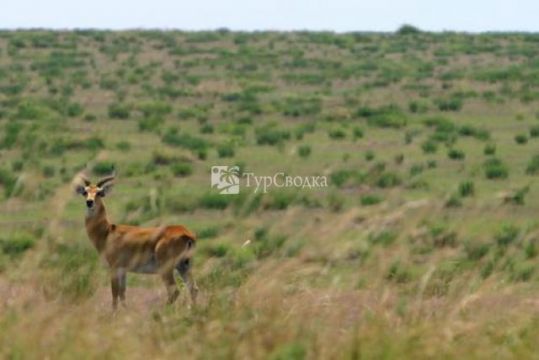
[2, 29, 539, 358]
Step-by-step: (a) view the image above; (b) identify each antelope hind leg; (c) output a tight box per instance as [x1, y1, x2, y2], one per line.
[161, 270, 179, 304]
[177, 258, 198, 305]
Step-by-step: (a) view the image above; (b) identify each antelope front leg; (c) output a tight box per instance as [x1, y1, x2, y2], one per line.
[110, 270, 120, 310]
[118, 268, 127, 307]
[110, 268, 127, 310]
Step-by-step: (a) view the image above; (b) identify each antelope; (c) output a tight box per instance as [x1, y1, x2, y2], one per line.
[75, 173, 198, 309]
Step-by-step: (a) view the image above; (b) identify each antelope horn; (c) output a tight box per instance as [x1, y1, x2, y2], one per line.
[97, 172, 116, 187]
[79, 173, 91, 186]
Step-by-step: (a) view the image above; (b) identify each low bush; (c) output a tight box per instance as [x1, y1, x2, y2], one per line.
[0, 234, 35, 259]
[484, 158, 508, 179]
[328, 128, 346, 140]
[108, 102, 130, 119]
[255, 126, 290, 146]
[526, 155, 539, 175]
[459, 180, 475, 197]
[484, 143, 496, 155]
[171, 162, 193, 177]
[92, 161, 115, 176]
[360, 194, 383, 206]
[298, 145, 311, 158]
[376, 172, 401, 188]
[447, 148, 465, 160]
[199, 193, 231, 209]
[495, 224, 520, 247]
[515, 134, 528, 144]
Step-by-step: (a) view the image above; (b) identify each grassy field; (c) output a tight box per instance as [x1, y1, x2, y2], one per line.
[2, 28, 539, 358]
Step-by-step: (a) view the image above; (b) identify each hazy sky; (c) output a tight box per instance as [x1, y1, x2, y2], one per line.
[1, 0, 538, 32]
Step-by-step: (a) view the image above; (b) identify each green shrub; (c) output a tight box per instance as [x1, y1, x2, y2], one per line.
[198, 226, 219, 239]
[0, 168, 17, 196]
[330, 170, 354, 188]
[421, 140, 438, 154]
[297, 145, 311, 158]
[495, 224, 520, 247]
[0, 234, 35, 258]
[293, 123, 316, 140]
[92, 161, 115, 176]
[410, 163, 425, 176]
[510, 262, 535, 282]
[365, 150, 375, 161]
[464, 241, 490, 261]
[204, 243, 230, 258]
[386, 260, 412, 283]
[200, 123, 214, 134]
[1, 122, 24, 149]
[408, 100, 428, 113]
[108, 102, 130, 119]
[525, 240, 537, 259]
[526, 155, 539, 175]
[137, 101, 172, 117]
[217, 143, 235, 158]
[369, 230, 397, 246]
[459, 125, 490, 140]
[510, 186, 530, 205]
[459, 180, 475, 197]
[171, 162, 193, 177]
[11, 160, 23, 172]
[15, 100, 49, 120]
[447, 148, 465, 160]
[445, 194, 462, 208]
[281, 97, 321, 117]
[42, 165, 55, 178]
[265, 192, 297, 210]
[397, 24, 422, 35]
[328, 128, 346, 140]
[360, 194, 383, 206]
[530, 125, 539, 138]
[253, 229, 287, 259]
[352, 127, 364, 140]
[255, 126, 291, 146]
[138, 116, 164, 132]
[436, 97, 463, 112]
[484, 158, 508, 179]
[199, 193, 231, 209]
[367, 113, 407, 128]
[515, 134, 528, 144]
[484, 143, 496, 155]
[162, 129, 209, 153]
[376, 172, 401, 188]
[116, 141, 131, 151]
[84, 113, 97, 122]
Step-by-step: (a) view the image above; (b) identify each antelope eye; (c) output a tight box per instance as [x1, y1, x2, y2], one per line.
[82, 191, 87, 196]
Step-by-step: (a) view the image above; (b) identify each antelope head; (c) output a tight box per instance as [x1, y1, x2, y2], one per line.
[75, 173, 115, 210]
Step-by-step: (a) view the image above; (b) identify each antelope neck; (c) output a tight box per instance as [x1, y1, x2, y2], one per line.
[85, 197, 111, 252]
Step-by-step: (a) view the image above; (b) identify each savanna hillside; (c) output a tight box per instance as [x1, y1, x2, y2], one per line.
[2, 28, 539, 358]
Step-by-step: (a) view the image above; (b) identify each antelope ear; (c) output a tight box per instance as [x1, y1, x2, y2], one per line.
[75, 185, 86, 195]
[97, 182, 114, 197]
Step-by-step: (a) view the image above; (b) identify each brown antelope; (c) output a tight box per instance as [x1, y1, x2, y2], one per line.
[75, 173, 198, 309]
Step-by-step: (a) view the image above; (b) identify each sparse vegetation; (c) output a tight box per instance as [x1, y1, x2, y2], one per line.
[1, 29, 539, 359]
